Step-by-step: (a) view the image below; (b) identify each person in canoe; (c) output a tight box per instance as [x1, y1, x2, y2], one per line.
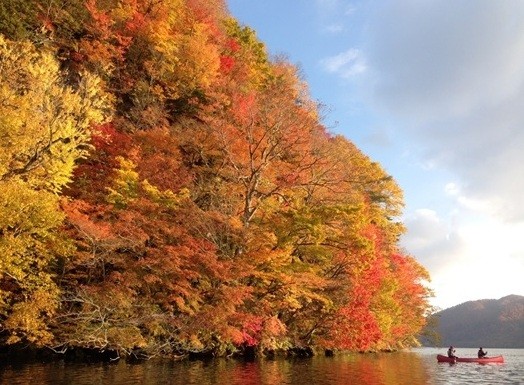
[447, 346, 457, 358]
[478, 347, 488, 358]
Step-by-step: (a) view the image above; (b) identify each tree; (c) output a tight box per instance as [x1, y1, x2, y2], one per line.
[0, 0, 433, 356]
[0, 36, 111, 345]
[0, 36, 111, 192]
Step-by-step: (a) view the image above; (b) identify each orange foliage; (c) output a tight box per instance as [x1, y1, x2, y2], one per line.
[0, 0, 432, 357]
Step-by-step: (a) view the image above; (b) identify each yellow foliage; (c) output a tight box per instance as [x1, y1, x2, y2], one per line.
[0, 35, 112, 193]
[146, 1, 221, 100]
[4, 289, 58, 346]
[106, 326, 147, 349]
[106, 156, 140, 207]
[0, 179, 71, 344]
[142, 180, 190, 209]
[189, 334, 205, 351]
[107, 156, 190, 209]
[0, 35, 110, 345]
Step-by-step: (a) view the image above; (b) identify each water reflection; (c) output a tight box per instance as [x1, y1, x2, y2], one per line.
[1, 348, 523, 385]
[1, 353, 428, 385]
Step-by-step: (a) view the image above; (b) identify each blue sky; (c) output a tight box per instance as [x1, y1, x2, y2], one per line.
[227, 0, 524, 310]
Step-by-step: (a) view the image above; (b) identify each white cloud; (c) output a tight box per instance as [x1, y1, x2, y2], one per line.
[368, 2, 524, 119]
[358, 1, 524, 222]
[324, 23, 344, 34]
[444, 183, 459, 196]
[228, 0, 524, 312]
[427, 218, 524, 309]
[324, 0, 524, 308]
[402, 206, 524, 310]
[315, 0, 339, 8]
[401, 208, 465, 275]
[315, 0, 355, 15]
[444, 182, 492, 214]
[320, 49, 366, 78]
[344, 5, 356, 16]
[314, 1, 356, 37]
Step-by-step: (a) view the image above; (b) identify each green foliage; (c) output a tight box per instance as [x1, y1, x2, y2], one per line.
[223, 17, 273, 88]
[0, 0, 38, 40]
[0, 0, 90, 47]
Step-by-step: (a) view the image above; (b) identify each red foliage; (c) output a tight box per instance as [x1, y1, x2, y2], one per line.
[220, 55, 235, 74]
[85, 0, 113, 40]
[225, 38, 240, 53]
[329, 256, 386, 351]
[134, 128, 193, 192]
[35, 0, 432, 356]
[124, 10, 147, 33]
[239, 316, 263, 346]
[65, 123, 133, 200]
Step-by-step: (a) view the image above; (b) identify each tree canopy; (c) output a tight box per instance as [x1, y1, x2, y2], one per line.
[0, 0, 432, 358]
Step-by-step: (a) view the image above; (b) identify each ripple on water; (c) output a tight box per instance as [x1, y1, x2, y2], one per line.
[1, 348, 524, 385]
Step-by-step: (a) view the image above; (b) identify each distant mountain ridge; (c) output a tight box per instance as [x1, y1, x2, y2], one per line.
[422, 295, 524, 348]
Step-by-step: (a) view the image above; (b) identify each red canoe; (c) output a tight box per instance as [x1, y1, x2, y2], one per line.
[437, 354, 504, 363]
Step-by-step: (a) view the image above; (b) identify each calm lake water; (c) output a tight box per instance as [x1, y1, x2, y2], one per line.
[1, 348, 523, 385]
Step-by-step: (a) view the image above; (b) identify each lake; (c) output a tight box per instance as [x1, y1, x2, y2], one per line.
[1, 348, 523, 384]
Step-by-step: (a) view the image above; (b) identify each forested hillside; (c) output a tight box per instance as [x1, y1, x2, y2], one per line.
[0, 0, 432, 359]
[423, 295, 524, 348]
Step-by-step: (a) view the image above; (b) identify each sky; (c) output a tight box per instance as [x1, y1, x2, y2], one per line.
[227, 0, 524, 311]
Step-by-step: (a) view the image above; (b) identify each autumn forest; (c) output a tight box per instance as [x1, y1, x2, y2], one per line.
[0, 0, 432, 359]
